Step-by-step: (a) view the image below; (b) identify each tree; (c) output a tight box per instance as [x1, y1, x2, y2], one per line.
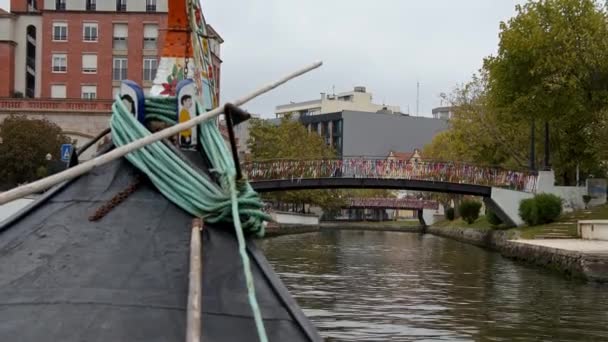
[247, 114, 345, 211]
[424, 74, 533, 170]
[484, 0, 608, 183]
[0, 115, 71, 188]
[425, 0, 608, 184]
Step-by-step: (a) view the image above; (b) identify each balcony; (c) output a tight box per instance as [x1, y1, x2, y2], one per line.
[0, 98, 113, 113]
[146, 5, 156, 12]
[116, 4, 127, 12]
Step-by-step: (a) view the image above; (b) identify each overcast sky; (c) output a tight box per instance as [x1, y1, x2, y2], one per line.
[0, 0, 524, 117]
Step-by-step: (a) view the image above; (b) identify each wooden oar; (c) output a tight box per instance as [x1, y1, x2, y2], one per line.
[187, 218, 204, 342]
[0, 61, 322, 205]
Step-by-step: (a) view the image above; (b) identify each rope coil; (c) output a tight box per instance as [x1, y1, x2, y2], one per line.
[110, 95, 270, 342]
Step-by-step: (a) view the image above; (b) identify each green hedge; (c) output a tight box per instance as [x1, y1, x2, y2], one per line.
[486, 208, 503, 226]
[446, 207, 455, 221]
[459, 200, 482, 224]
[519, 194, 562, 226]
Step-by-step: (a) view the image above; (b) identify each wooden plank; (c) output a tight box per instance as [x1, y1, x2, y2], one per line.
[186, 218, 203, 342]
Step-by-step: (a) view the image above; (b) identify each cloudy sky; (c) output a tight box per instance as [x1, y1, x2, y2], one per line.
[0, 0, 524, 117]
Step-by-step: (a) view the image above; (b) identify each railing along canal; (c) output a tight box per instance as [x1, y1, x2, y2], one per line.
[244, 158, 538, 192]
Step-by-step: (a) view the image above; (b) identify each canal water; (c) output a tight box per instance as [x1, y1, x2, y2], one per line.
[258, 230, 608, 341]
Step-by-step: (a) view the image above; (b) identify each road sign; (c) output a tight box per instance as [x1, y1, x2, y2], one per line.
[60, 144, 73, 162]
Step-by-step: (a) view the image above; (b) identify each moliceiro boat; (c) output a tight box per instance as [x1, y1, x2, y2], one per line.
[0, 1, 322, 341]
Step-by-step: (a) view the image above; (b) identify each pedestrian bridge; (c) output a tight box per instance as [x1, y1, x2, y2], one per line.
[346, 197, 439, 210]
[245, 158, 538, 227]
[246, 158, 537, 194]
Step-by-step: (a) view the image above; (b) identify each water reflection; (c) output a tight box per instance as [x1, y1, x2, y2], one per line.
[258, 231, 608, 341]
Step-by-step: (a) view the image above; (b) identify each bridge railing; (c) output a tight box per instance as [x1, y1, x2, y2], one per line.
[244, 158, 538, 192]
[347, 197, 439, 210]
[0, 98, 113, 113]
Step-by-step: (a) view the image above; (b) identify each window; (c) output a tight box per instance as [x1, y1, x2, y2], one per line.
[55, 0, 66, 10]
[28, 0, 37, 11]
[82, 54, 97, 73]
[83, 23, 98, 42]
[143, 24, 158, 49]
[53, 23, 67, 41]
[81, 85, 97, 100]
[113, 24, 128, 50]
[51, 85, 66, 99]
[116, 0, 127, 12]
[143, 58, 157, 81]
[332, 120, 342, 136]
[146, 0, 156, 12]
[113, 57, 127, 81]
[52, 54, 67, 73]
[86, 0, 96, 11]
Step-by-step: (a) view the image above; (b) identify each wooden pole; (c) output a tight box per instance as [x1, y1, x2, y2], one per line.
[186, 218, 203, 342]
[0, 61, 323, 205]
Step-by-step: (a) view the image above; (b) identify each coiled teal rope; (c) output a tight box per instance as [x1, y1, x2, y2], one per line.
[110, 95, 270, 341]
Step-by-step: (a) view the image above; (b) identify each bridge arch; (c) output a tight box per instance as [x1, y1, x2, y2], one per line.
[250, 177, 492, 197]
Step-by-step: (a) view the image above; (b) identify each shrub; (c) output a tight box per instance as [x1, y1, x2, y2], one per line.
[519, 198, 538, 225]
[459, 200, 482, 224]
[486, 208, 503, 226]
[535, 193, 562, 224]
[583, 195, 593, 209]
[446, 207, 455, 221]
[35, 166, 48, 179]
[519, 194, 562, 226]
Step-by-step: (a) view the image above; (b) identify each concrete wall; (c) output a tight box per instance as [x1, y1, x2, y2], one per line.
[270, 211, 320, 226]
[578, 221, 608, 241]
[342, 111, 448, 157]
[0, 17, 15, 40]
[488, 187, 534, 226]
[422, 208, 436, 226]
[554, 186, 586, 212]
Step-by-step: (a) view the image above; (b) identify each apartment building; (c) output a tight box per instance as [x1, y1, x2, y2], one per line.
[275, 86, 402, 118]
[0, 0, 222, 100]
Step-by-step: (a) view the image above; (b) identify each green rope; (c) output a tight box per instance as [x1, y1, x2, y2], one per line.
[110, 95, 270, 341]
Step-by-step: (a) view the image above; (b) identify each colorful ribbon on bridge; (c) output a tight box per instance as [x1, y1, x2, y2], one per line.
[243, 158, 538, 192]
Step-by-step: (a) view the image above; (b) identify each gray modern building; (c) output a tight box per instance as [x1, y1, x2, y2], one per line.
[300, 110, 448, 157]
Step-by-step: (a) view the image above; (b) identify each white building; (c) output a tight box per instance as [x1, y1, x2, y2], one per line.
[432, 106, 455, 120]
[275, 86, 401, 118]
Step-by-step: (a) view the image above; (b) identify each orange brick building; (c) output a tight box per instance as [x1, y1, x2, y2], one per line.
[0, 0, 222, 100]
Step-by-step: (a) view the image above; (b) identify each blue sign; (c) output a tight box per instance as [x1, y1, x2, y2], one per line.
[61, 144, 73, 162]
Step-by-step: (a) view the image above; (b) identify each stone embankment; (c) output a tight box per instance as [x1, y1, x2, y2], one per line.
[426, 226, 608, 283]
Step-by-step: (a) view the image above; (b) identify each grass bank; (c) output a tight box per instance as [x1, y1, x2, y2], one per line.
[432, 204, 608, 239]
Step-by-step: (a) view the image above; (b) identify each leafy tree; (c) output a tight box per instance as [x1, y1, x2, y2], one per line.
[424, 74, 540, 170]
[0, 115, 71, 188]
[425, 0, 608, 184]
[247, 114, 344, 211]
[459, 199, 482, 224]
[484, 0, 608, 183]
[248, 114, 335, 160]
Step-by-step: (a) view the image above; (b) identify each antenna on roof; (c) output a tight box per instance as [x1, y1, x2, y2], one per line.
[416, 81, 420, 117]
